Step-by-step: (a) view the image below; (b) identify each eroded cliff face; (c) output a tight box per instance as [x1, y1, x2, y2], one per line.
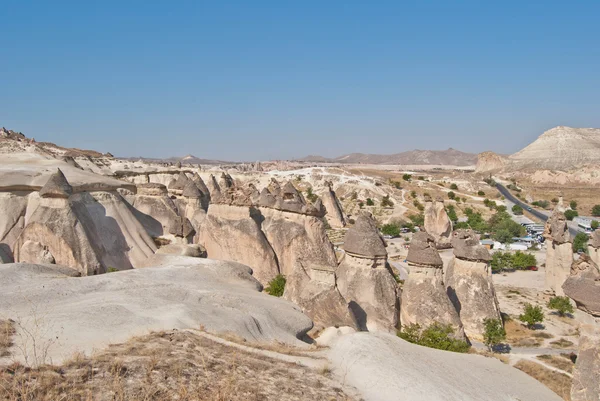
[423, 199, 452, 248]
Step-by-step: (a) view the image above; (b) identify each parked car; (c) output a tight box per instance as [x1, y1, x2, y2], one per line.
[527, 266, 538, 271]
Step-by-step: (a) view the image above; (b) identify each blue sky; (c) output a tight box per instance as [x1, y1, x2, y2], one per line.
[1, 1, 599, 161]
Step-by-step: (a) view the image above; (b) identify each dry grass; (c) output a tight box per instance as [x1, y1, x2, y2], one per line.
[505, 320, 543, 347]
[0, 330, 354, 401]
[212, 331, 327, 358]
[467, 348, 510, 364]
[550, 338, 575, 349]
[0, 320, 16, 358]
[536, 354, 574, 373]
[514, 360, 572, 401]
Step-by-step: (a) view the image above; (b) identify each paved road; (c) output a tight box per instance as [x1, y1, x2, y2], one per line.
[495, 183, 580, 238]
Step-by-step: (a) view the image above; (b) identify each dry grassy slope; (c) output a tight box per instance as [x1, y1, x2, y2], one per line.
[0, 330, 354, 401]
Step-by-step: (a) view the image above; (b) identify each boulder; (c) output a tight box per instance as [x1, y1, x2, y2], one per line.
[446, 229, 501, 341]
[401, 232, 466, 340]
[562, 254, 600, 317]
[336, 212, 399, 332]
[39, 168, 73, 198]
[424, 198, 452, 248]
[18, 240, 55, 264]
[321, 181, 347, 228]
[544, 208, 572, 295]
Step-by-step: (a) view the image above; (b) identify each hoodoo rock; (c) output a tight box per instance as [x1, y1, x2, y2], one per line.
[424, 198, 452, 248]
[543, 208, 572, 295]
[168, 172, 191, 195]
[446, 229, 501, 340]
[191, 173, 210, 205]
[562, 255, 600, 317]
[336, 212, 399, 332]
[218, 172, 235, 190]
[133, 183, 184, 240]
[39, 168, 73, 198]
[401, 232, 465, 340]
[321, 181, 347, 228]
[207, 174, 222, 202]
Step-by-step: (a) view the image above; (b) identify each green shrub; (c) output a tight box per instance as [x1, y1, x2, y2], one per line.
[413, 200, 424, 211]
[305, 187, 318, 203]
[512, 205, 523, 215]
[381, 223, 400, 237]
[446, 205, 458, 224]
[381, 195, 394, 207]
[397, 323, 470, 353]
[564, 210, 578, 221]
[519, 303, 544, 329]
[477, 190, 485, 196]
[547, 296, 574, 317]
[408, 214, 424, 227]
[450, 183, 458, 190]
[402, 174, 412, 181]
[490, 251, 513, 273]
[511, 251, 537, 269]
[569, 200, 577, 210]
[107, 267, 118, 273]
[573, 233, 589, 253]
[410, 190, 417, 198]
[592, 220, 599, 230]
[593, 205, 600, 217]
[483, 318, 506, 351]
[265, 275, 286, 297]
[366, 198, 374, 206]
[447, 191, 456, 200]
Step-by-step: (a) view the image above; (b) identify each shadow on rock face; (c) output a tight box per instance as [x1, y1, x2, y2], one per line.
[348, 301, 368, 331]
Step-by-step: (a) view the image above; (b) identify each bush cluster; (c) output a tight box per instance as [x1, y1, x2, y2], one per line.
[490, 251, 537, 273]
[398, 323, 470, 353]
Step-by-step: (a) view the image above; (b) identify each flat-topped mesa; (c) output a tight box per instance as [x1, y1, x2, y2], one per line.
[401, 231, 466, 340]
[321, 181, 347, 228]
[544, 207, 573, 295]
[588, 230, 600, 266]
[337, 212, 398, 332]
[446, 229, 500, 341]
[258, 180, 324, 217]
[423, 198, 453, 248]
[406, 231, 443, 268]
[343, 212, 387, 260]
[39, 168, 73, 199]
[451, 229, 492, 262]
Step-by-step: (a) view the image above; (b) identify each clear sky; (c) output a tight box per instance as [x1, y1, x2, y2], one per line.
[1, 1, 599, 161]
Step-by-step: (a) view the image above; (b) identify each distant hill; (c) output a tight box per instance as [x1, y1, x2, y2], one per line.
[297, 148, 477, 166]
[119, 154, 235, 165]
[476, 126, 600, 172]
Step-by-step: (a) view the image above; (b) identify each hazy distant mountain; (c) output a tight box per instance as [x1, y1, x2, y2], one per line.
[476, 126, 600, 172]
[297, 148, 477, 166]
[120, 154, 235, 165]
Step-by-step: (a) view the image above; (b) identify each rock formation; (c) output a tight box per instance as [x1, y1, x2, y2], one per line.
[588, 230, 600, 267]
[401, 232, 465, 340]
[543, 208, 572, 295]
[446, 229, 501, 340]
[423, 198, 452, 248]
[475, 151, 507, 173]
[562, 255, 600, 401]
[336, 212, 399, 332]
[132, 183, 185, 240]
[206, 174, 222, 201]
[320, 181, 347, 228]
[167, 172, 191, 196]
[39, 168, 73, 198]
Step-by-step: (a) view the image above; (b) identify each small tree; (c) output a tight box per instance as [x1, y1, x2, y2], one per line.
[447, 191, 456, 200]
[402, 174, 412, 181]
[381, 223, 400, 237]
[593, 205, 600, 217]
[573, 232, 589, 253]
[592, 220, 599, 230]
[366, 198, 374, 206]
[478, 190, 485, 196]
[490, 251, 513, 273]
[483, 318, 506, 351]
[569, 200, 577, 210]
[512, 205, 523, 215]
[265, 275, 286, 297]
[519, 303, 544, 329]
[564, 210, 578, 221]
[547, 296, 574, 317]
[450, 183, 458, 190]
[381, 195, 394, 207]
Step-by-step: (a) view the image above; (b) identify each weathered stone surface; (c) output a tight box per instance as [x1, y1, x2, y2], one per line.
[182, 181, 202, 198]
[321, 181, 346, 228]
[156, 243, 207, 258]
[544, 208, 573, 295]
[18, 240, 55, 264]
[570, 324, 600, 401]
[259, 181, 323, 216]
[562, 255, 600, 317]
[199, 204, 280, 284]
[343, 212, 387, 258]
[207, 174, 222, 201]
[0, 244, 13, 263]
[445, 257, 501, 341]
[168, 216, 195, 239]
[136, 183, 168, 196]
[168, 172, 191, 194]
[424, 199, 452, 247]
[132, 191, 182, 239]
[406, 232, 443, 267]
[451, 229, 491, 262]
[402, 231, 465, 339]
[39, 168, 73, 198]
[219, 172, 234, 189]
